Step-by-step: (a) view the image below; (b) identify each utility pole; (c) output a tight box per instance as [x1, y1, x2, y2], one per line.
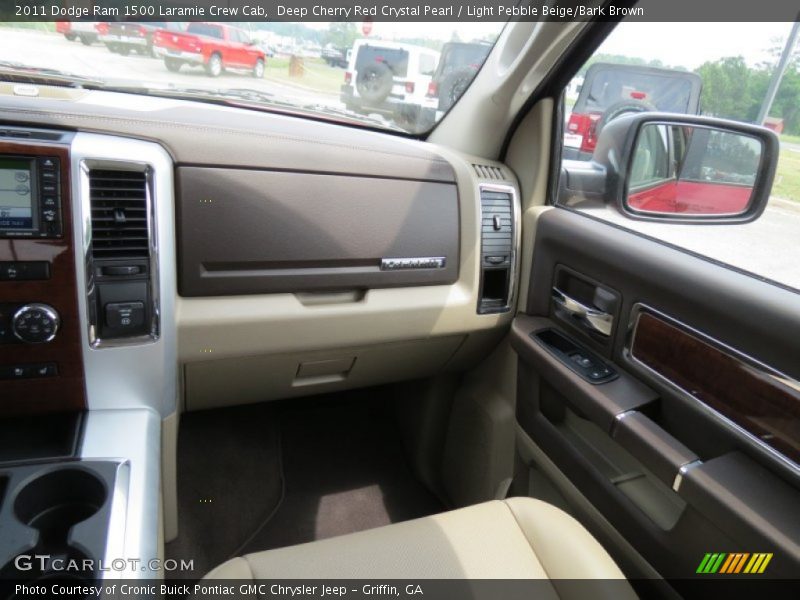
[757, 20, 800, 126]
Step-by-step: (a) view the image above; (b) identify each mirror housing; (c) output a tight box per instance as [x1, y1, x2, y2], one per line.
[592, 113, 779, 223]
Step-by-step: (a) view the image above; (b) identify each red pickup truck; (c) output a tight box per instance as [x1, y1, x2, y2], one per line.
[153, 22, 265, 78]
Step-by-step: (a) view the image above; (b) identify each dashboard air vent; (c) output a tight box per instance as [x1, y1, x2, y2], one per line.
[472, 163, 506, 181]
[478, 187, 514, 314]
[89, 169, 149, 259]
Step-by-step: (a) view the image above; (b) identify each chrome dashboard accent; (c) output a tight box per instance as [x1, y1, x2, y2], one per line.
[624, 303, 800, 479]
[78, 160, 159, 349]
[380, 257, 446, 270]
[70, 133, 177, 417]
[552, 287, 613, 336]
[478, 182, 520, 314]
[672, 459, 703, 493]
[80, 409, 160, 579]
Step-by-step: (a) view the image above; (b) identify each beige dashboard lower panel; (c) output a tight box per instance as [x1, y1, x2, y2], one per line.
[184, 335, 466, 411]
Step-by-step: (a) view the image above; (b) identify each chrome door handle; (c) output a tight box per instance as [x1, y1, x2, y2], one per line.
[552, 288, 613, 337]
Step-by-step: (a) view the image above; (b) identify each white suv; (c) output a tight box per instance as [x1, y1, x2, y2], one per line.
[340, 40, 439, 129]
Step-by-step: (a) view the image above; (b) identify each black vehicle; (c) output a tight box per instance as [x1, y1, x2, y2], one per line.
[322, 46, 348, 69]
[564, 62, 703, 160]
[427, 41, 492, 113]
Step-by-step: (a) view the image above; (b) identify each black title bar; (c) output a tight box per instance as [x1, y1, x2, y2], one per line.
[4, 1, 800, 23]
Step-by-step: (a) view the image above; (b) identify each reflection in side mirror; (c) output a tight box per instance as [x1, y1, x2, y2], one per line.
[626, 124, 763, 217]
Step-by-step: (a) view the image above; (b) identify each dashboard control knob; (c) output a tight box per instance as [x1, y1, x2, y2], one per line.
[11, 303, 60, 344]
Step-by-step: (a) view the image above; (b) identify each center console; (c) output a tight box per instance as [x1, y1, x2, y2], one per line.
[0, 128, 177, 581]
[0, 134, 85, 417]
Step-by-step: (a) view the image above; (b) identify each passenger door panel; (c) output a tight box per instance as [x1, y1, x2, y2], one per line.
[513, 208, 800, 579]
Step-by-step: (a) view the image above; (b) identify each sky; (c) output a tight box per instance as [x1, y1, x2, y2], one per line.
[598, 22, 795, 69]
[305, 21, 794, 68]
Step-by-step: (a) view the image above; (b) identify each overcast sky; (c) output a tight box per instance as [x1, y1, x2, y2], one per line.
[598, 22, 795, 69]
[311, 21, 794, 70]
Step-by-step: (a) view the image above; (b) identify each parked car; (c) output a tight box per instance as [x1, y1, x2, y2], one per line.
[57, 21, 101, 46]
[322, 46, 348, 69]
[100, 22, 184, 57]
[427, 41, 492, 114]
[153, 22, 265, 78]
[341, 40, 439, 129]
[564, 63, 702, 160]
[55, 21, 73, 41]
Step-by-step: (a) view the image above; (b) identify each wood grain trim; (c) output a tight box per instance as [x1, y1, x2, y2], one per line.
[0, 140, 85, 416]
[631, 310, 800, 465]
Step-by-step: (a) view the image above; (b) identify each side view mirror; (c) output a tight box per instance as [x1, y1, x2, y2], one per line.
[561, 113, 779, 224]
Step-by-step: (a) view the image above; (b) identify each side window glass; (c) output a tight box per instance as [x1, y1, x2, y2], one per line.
[557, 21, 800, 293]
[419, 54, 436, 76]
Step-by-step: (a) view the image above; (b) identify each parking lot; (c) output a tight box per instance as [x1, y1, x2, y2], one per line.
[2, 27, 798, 293]
[0, 28, 341, 109]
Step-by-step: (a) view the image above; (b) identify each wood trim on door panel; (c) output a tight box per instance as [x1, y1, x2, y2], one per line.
[630, 309, 800, 466]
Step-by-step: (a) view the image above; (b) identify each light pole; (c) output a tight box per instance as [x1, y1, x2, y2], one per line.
[756, 20, 800, 126]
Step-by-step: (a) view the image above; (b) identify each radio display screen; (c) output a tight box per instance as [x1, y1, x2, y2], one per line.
[0, 158, 35, 231]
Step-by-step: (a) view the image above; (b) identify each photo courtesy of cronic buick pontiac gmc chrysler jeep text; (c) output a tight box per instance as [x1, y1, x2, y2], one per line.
[0, 2, 798, 599]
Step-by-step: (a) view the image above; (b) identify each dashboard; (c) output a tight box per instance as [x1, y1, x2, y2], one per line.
[0, 87, 520, 417]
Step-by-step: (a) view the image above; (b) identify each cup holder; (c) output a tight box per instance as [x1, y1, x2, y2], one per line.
[14, 469, 106, 546]
[0, 462, 118, 588]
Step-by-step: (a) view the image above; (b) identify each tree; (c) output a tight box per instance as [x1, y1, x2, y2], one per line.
[323, 22, 358, 50]
[695, 56, 765, 122]
[576, 54, 688, 77]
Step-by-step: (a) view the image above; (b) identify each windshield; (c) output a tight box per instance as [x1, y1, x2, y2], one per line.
[0, 21, 504, 134]
[439, 44, 492, 75]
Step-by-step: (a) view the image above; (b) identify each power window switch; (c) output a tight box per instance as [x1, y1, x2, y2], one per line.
[588, 366, 612, 380]
[570, 353, 594, 369]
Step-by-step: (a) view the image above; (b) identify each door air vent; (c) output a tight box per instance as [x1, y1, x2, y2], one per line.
[478, 186, 515, 314]
[472, 163, 506, 181]
[88, 169, 149, 259]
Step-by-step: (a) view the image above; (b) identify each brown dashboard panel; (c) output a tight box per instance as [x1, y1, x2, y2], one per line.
[177, 167, 460, 296]
[631, 310, 800, 465]
[0, 141, 85, 416]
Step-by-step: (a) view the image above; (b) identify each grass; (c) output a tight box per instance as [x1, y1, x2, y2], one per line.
[772, 146, 800, 203]
[780, 133, 800, 146]
[263, 57, 343, 96]
[0, 22, 55, 32]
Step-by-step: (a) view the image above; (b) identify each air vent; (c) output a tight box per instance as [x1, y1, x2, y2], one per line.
[478, 187, 514, 314]
[472, 163, 506, 181]
[480, 189, 513, 259]
[89, 169, 149, 259]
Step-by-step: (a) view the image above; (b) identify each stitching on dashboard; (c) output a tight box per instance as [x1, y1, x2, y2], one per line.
[0, 107, 453, 166]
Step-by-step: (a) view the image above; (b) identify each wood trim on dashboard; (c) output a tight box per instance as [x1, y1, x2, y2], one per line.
[0, 140, 86, 416]
[631, 310, 800, 466]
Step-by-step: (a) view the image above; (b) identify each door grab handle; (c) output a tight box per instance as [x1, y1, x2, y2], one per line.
[552, 288, 613, 336]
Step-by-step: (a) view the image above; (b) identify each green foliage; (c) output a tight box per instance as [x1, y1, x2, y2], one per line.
[695, 56, 800, 134]
[576, 54, 687, 77]
[323, 23, 358, 51]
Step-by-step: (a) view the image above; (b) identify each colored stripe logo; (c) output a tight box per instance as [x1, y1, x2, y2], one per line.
[696, 552, 773, 574]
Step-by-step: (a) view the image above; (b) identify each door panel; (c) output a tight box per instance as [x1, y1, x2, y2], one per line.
[513, 208, 800, 580]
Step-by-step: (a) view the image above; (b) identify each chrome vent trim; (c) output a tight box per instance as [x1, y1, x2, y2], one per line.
[80, 160, 159, 348]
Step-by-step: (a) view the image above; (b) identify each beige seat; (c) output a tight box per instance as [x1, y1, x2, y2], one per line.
[206, 497, 635, 598]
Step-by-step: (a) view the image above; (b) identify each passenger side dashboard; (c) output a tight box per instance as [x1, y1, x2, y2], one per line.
[0, 88, 521, 413]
